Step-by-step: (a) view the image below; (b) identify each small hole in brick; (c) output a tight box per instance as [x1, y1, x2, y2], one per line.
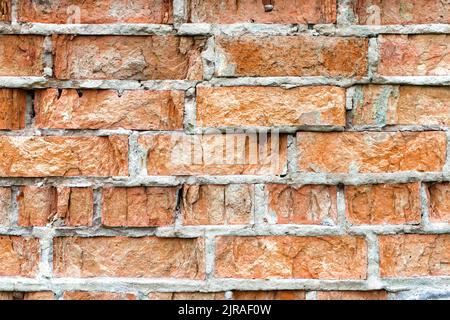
[56, 88, 63, 99]
[307, 24, 314, 30]
[76, 89, 83, 98]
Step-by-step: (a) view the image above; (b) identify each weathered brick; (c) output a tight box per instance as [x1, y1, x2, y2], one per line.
[0, 292, 54, 300]
[139, 133, 287, 176]
[18, 186, 93, 227]
[379, 234, 450, 277]
[355, 0, 450, 25]
[317, 291, 387, 300]
[427, 183, 450, 223]
[18, 0, 173, 24]
[297, 132, 446, 173]
[54, 237, 205, 278]
[0, 136, 128, 177]
[266, 184, 338, 225]
[0, 89, 27, 130]
[215, 236, 367, 279]
[53, 35, 206, 80]
[63, 292, 136, 300]
[188, 0, 336, 24]
[215, 36, 368, 77]
[233, 291, 306, 300]
[102, 187, 178, 227]
[182, 184, 253, 225]
[351, 85, 450, 126]
[197, 86, 346, 128]
[345, 183, 421, 225]
[0, 35, 44, 76]
[35, 89, 184, 130]
[0, 236, 40, 277]
[148, 292, 225, 300]
[0, 187, 10, 226]
[0, 0, 10, 22]
[378, 35, 449, 76]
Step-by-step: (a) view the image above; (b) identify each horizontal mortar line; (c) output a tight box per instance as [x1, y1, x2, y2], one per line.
[314, 24, 450, 36]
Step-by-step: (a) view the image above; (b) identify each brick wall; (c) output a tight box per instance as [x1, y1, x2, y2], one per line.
[0, 0, 449, 301]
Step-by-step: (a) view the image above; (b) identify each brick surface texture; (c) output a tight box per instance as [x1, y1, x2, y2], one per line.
[0, 0, 448, 301]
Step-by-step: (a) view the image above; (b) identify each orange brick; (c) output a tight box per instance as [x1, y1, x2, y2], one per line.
[0, 187, 11, 226]
[297, 132, 446, 173]
[18, 186, 94, 227]
[53, 35, 206, 80]
[0, 292, 54, 300]
[102, 187, 178, 227]
[182, 184, 253, 225]
[0, 89, 27, 130]
[0, 136, 128, 177]
[0, 236, 40, 277]
[148, 292, 225, 300]
[215, 36, 368, 77]
[215, 236, 367, 279]
[378, 35, 449, 76]
[54, 237, 205, 278]
[379, 234, 450, 277]
[317, 291, 387, 300]
[266, 184, 338, 225]
[188, 0, 336, 24]
[0, 35, 44, 76]
[35, 89, 184, 130]
[345, 183, 421, 225]
[18, 0, 173, 24]
[197, 86, 346, 128]
[63, 292, 136, 300]
[233, 291, 306, 300]
[138, 133, 287, 176]
[427, 183, 450, 223]
[0, 0, 11, 22]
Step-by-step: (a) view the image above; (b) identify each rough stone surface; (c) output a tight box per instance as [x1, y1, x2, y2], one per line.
[188, 0, 336, 24]
[35, 89, 184, 130]
[355, 0, 450, 25]
[54, 237, 205, 279]
[427, 183, 450, 223]
[0, 292, 54, 300]
[378, 35, 449, 76]
[197, 86, 346, 127]
[0, 35, 45, 76]
[63, 292, 136, 300]
[266, 184, 338, 225]
[18, 0, 173, 24]
[182, 184, 253, 225]
[297, 132, 446, 173]
[351, 85, 450, 126]
[0, 0, 10, 22]
[139, 133, 287, 176]
[0, 188, 10, 226]
[379, 234, 450, 277]
[0, 136, 128, 177]
[102, 187, 178, 227]
[0, 236, 40, 277]
[215, 236, 367, 279]
[215, 36, 368, 77]
[0, 89, 27, 130]
[233, 291, 306, 300]
[18, 186, 93, 227]
[53, 35, 206, 80]
[345, 183, 421, 225]
[148, 292, 225, 300]
[317, 291, 387, 300]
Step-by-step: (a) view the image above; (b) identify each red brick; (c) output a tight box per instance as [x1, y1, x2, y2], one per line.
[215, 36, 368, 77]
[233, 291, 306, 300]
[138, 133, 287, 176]
[54, 236, 205, 278]
[427, 183, 450, 223]
[356, 0, 450, 25]
[197, 86, 346, 128]
[53, 35, 206, 80]
[182, 184, 253, 225]
[0, 236, 40, 277]
[0, 292, 54, 300]
[317, 291, 387, 300]
[18, 186, 93, 227]
[102, 187, 178, 227]
[35, 89, 184, 130]
[297, 132, 446, 173]
[266, 184, 338, 225]
[215, 236, 367, 279]
[379, 234, 450, 277]
[0, 89, 27, 130]
[0, 136, 128, 177]
[148, 292, 225, 300]
[378, 35, 449, 76]
[0, 0, 10, 22]
[18, 0, 173, 24]
[188, 0, 336, 24]
[0, 35, 45, 76]
[345, 183, 421, 225]
[63, 292, 136, 300]
[0, 187, 10, 226]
